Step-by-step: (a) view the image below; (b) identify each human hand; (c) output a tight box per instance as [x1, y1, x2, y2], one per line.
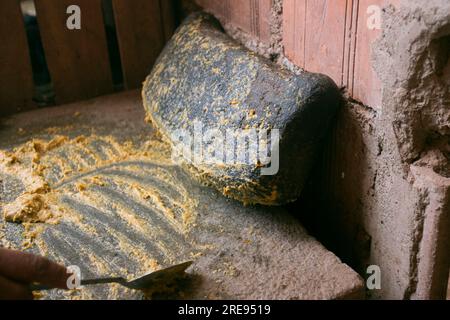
[0, 247, 69, 299]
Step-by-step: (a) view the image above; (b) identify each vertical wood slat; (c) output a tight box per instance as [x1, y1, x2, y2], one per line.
[303, 0, 347, 86]
[196, 0, 230, 23]
[282, 0, 306, 69]
[283, 0, 401, 108]
[197, 0, 272, 44]
[34, 0, 113, 105]
[0, 0, 35, 116]
[258, 0, 272, 43]
[113, 0, 175, 90]
[352, 0, 400, 109]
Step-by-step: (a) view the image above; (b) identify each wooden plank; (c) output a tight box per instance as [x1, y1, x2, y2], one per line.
[196, 0, 272, 44]
[303, 0, 347, 86]
[283, 0, 400, 108]
[342, 0, 355, 90]
[113, 0, 173, 90]
[228, 0, 252, 36]
[282, 0, 306, 68]
[283, 0, 347, 84]
[352, 0, 400, 109]
[34, 0, 113, 104]
[258, 0, 272, 43]
[0, 0, 35, 116]
[196, 0, 229, 21]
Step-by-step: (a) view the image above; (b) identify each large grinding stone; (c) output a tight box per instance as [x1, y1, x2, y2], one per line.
[142, 13, 342, 205]
[0, 91, 363, 299]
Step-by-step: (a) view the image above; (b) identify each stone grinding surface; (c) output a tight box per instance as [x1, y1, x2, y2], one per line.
[142, 12, 342, 205]
[0, 91, 363, 299]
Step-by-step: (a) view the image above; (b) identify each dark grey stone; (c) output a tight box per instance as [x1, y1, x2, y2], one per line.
[142, 13, 342, 205]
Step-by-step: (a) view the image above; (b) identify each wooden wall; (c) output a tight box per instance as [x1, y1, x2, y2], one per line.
[112, 0, 175, 90]
[198, 0, 400, 110]
[0, 0, 36, 115]
[283, 0, 400, 109]
[0, 0, 175, 116]
[1, 0, 400, 115]
[196, 0, 272, 44]
[34, 0, 113, 105]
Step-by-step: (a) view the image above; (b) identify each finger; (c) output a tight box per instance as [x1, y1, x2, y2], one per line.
[0, 248, 69, 289]
[0, 274, 33, 300]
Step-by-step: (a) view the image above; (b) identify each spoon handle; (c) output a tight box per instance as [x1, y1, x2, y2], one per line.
[30, 277, 126, 291]
[81, 277, 126, 286]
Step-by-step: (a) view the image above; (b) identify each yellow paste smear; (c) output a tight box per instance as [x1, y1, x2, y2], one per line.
[0, 134, 179, 225]
[0, 132, 199, 299]
[0, 136, 68, 224]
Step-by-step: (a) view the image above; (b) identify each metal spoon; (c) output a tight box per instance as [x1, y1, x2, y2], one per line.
[31, 261, 193, 291]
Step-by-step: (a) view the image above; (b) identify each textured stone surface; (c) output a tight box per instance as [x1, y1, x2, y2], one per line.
[194, 0, 450, 299]
[0, 91, 364, 300]
[142, 13, 341, 205]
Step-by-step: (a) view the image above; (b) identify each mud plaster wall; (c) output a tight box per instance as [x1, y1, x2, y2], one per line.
[195, 0, 450, 299]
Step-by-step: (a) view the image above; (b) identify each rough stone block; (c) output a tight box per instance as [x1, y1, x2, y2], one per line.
[142, 13, 341, 205]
